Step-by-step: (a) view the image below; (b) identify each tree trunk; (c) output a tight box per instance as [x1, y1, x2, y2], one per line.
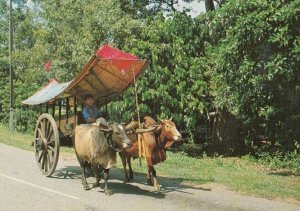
[211, 109, 244, 155]
[205, 0, 215, 11]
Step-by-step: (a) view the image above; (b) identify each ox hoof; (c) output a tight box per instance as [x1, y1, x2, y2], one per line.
[104, 189, 113, 196]
[147, 179, 153, 186]
[129, 174, 134, 180]
[155, 186, 161, 191]
[83, 185, 90, 191]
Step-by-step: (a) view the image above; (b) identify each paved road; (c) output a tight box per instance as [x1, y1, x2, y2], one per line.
[0, 143, 299, 211]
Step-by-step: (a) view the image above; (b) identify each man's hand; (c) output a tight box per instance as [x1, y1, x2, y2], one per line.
[87, 117, 97, 123]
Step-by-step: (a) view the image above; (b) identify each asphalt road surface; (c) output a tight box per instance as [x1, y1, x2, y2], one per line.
[0, 143, 299, 211]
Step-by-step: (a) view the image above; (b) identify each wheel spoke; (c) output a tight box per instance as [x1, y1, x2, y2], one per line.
[48, 138, 56, 146]
[48, 149, 54, 167]
[35, 137, 43, 151]
[47, 153, 52, 170]
[48, 145, 55, 152]
[45, 119, 50, 138]
[44, 118, 49, 138]
[37, 128, 44, 139]
[47, 152, 52, 168]
[38, 151, 44, 163]
[41, 119, 46, 138]
[44, 153, 48, 172]
[41, 154, 45, 170]
[47, 128, 54, 140]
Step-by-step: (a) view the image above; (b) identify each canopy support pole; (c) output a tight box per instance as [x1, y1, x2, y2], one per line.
[58, 100, 62, 128]
[66, 98, 69, 124]
[133, 69, 142, 166]
[74, 96, 77, 126]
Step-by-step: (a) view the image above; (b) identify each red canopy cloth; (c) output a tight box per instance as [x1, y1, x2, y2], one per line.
[96, 45, 137, 73]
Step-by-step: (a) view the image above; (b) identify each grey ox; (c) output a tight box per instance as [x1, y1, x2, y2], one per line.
[74, 122, 154, 195]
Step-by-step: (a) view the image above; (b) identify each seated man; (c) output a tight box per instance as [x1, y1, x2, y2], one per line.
[82, 94, 102, 124]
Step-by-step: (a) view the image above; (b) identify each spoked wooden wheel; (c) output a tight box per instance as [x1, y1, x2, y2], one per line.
[34, 113, 60, 176]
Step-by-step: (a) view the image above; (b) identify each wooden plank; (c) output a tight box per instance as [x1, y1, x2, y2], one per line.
[90, 69, 109, 92]
[83, 77, 101, 93]
[98, 64, 130, 84]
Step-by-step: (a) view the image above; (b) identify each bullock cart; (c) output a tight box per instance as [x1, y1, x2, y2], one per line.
[22, 45, 149, 176]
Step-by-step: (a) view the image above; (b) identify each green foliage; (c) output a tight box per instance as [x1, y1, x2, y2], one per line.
[109, 12, 211, 140]
[206, 0, 300, 148]
[178, 143, 206, 157]
[255, 150, 300, 173]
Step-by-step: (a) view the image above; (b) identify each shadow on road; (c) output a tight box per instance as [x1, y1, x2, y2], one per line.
[97, 181, 166, 198]
[49, 165, 211, 197]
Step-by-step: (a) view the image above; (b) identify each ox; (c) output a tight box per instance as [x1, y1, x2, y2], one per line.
[74, 123, 131, 195]
[74, 122, 155, 195]
[120, 116, 182, 190]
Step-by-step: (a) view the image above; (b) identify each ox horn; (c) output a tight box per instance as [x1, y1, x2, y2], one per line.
[153, 124, 162, 133]
[135, 126, 158, 134]
[169, 116, 173, 121]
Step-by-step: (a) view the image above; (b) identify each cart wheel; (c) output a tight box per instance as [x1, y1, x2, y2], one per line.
[34, 113, 59, 176]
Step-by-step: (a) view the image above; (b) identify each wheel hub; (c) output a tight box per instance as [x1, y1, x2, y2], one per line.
[42, 138, 48, 151]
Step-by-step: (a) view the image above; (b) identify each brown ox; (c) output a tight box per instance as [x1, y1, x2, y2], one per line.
[120, 116, 182, 190]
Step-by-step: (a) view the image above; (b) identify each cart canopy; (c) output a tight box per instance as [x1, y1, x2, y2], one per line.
[22, 45, 148, 106]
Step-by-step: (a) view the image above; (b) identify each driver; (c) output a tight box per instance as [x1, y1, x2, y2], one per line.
[82, 94, 102, 124]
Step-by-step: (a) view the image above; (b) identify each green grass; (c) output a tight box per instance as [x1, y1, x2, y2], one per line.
[0, 124, 299, 201]
[0, 124, 74, 153]
[125, 153, 300, 201]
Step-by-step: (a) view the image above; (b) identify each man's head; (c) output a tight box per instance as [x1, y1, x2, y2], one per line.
[85, 94, 95, 107]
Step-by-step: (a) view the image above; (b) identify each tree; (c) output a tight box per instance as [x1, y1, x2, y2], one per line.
[206, 0, 300, 152]
[108, 12, 210, 142]
[0, 0, 39, 128]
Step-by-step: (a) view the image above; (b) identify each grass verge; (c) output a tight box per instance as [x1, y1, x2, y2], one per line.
[0, 124, 74, 153]
[0, 124, 299, 201]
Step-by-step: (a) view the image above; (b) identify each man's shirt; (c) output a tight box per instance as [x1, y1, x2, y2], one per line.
[82, 105, 101, 123]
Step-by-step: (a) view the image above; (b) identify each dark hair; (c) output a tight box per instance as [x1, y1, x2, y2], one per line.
[85, 94, 94, 100]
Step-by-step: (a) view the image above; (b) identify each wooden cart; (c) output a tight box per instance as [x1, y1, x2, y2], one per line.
[22, 45, 148, 176]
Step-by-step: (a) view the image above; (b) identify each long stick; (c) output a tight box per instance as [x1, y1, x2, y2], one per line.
[9, 0, 14, 132]
[133, 69, 142, 166]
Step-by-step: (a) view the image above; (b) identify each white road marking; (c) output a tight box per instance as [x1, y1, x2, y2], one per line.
[0, 173, 79, 200]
